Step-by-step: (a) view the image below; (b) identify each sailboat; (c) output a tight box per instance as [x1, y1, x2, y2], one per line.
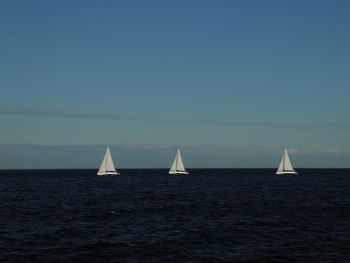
[97, 147, 120, 176]
[276, 148, 297, 175]
[169, 148, 189, 175]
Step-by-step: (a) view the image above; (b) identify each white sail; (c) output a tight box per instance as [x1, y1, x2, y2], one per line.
[276, 148, 297, 175]
[277, 154, 285, 172]
[169, 149, 189, 175]
[97, 147, 119, 176]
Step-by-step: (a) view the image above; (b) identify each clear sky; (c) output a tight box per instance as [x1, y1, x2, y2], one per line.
[1, 0, 349, 168]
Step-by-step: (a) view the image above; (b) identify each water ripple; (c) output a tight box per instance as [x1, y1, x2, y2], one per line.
[0, 169, 350, 262]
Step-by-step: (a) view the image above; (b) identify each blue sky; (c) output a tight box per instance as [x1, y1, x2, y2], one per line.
[0, 0, 349, 168]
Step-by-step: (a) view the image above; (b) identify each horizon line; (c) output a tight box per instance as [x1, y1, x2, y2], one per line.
[1, 167, 349, 171]
[1, 107, 350, 130]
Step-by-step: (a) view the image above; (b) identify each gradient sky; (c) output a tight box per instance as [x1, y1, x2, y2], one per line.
[1, 0, 350, 168]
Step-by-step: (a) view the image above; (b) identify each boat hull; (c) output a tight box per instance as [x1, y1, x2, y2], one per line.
[276, 171, 298, 175]
[169, 171, 189, 175]
[97, 171, 120, 176]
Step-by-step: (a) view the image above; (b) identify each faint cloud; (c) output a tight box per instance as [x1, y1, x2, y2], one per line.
[287, 148, 303, 154]
[0, 107, 130, 120]
[323, 148, 343, 155]
[123, 143, 172, 150]
[1, 107, 350, 130]
[0, 143, 16, 152]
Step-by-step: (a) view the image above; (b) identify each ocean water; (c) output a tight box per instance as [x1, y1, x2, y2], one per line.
[0, 169, 349, 262]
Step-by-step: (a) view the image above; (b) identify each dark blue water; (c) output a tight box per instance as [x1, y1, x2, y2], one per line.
[0, 169, 349, 262]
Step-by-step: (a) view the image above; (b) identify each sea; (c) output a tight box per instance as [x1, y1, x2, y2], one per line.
[0, 169, 349, 262]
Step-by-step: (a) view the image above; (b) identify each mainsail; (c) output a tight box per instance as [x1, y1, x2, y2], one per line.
[169, 149, 189, 175]
[97, 147, 119, 176]
[276, 148, 297, 175]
